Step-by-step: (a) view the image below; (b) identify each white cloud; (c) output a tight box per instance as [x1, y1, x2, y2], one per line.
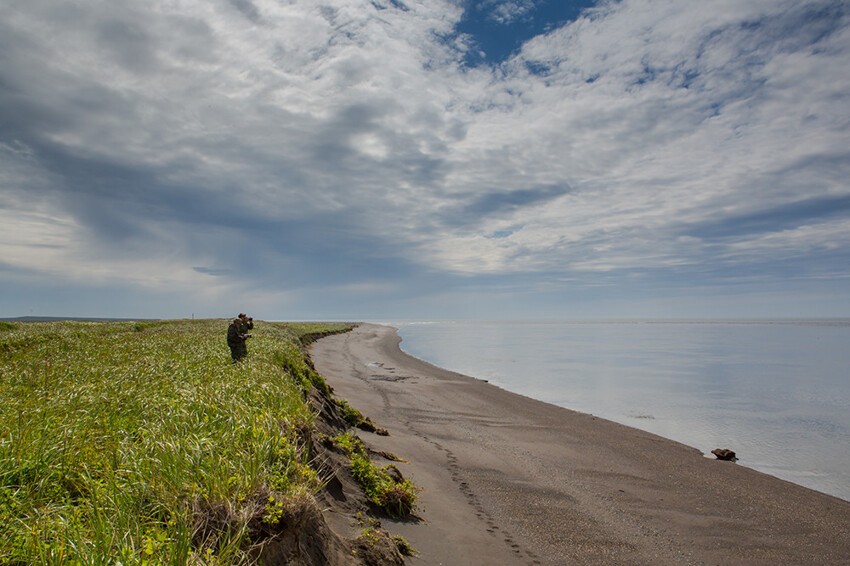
[1, 0, 849, 315]
[481, 0, 536, 24]
[425, 0, 850, 275]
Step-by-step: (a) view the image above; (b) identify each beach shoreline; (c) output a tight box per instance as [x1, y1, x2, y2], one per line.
[389, 319, 850, 503]
[311, 323, 850, 565]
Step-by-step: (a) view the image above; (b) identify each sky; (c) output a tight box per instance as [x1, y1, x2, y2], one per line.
[2, 0, 850, 321]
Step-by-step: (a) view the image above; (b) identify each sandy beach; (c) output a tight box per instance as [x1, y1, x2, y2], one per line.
[311, 323, 850, 565]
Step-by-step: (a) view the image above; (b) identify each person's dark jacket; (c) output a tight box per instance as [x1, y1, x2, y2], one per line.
[227, 323, 246, 346]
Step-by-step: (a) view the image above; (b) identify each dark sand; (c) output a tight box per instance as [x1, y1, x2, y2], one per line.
[311, 324, 850, 565]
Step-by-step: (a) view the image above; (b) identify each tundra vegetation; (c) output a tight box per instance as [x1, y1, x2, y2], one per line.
[0, 319, 395, 564]
[331, 433, 418, 519]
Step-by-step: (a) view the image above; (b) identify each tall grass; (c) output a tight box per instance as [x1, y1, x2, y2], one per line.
[0, 319, 350, 564]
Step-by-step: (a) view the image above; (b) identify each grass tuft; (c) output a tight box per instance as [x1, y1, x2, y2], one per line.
[332, 433, 419, 518]
[392, 534, 417, 557]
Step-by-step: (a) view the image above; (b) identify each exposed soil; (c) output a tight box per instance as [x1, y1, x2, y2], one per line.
[247, 329, 407, 566]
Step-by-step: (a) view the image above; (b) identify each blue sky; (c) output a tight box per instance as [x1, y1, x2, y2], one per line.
[2, 0, 850, 320]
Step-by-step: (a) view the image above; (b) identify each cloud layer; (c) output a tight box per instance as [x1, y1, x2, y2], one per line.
[1, 0, 849, 318]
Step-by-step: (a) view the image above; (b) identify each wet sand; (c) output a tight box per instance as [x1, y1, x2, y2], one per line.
[311, 324, 850, 565]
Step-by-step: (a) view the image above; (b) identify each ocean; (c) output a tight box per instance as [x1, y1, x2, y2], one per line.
[381, 320, 850, 502]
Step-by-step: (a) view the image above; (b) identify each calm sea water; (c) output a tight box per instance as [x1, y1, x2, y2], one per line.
[380, 320, 850, 502]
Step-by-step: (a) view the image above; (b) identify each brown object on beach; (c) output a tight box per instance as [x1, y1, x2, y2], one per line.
[712, 448, 737, 461]
[311, 324, 850, 566]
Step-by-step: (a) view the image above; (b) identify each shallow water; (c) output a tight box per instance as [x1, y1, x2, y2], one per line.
[380, 320, 850, 502]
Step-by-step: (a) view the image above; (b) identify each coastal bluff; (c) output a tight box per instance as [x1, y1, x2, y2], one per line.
[311, 323, 850, 565]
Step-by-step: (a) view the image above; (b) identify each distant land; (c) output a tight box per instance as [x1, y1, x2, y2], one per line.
[0, 316, 160, 323]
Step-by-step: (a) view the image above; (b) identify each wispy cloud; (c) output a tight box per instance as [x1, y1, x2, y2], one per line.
[478, 0, 537, 24]
[1, 0, 848, 318]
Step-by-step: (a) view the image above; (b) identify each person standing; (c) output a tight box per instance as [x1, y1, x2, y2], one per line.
[227, 318, 250, 363]
[238, 313, 254, 359]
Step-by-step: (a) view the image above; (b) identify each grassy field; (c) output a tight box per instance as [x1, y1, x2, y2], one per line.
[0, 319, 351, 564]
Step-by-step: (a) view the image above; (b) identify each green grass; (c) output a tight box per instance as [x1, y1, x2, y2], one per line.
[0, 319, 351, 564]
[332, 433, 418, 519]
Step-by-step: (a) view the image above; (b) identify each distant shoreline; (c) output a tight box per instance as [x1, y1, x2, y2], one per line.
[370, 317, 850, 325]
[0, 316, 161, 323]
[7, 316, 850, 323]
